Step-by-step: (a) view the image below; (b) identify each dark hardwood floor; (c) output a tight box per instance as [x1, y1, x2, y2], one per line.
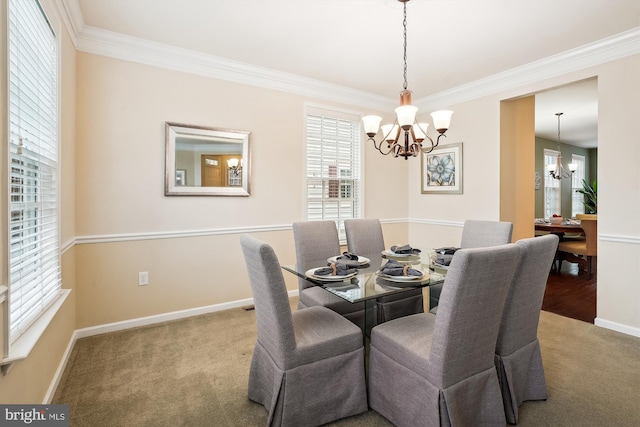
[542, 257, 597, 323]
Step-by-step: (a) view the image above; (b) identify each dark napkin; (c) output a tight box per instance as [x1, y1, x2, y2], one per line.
[335, 252, 363, 268]
[434, 247, 459, 255]
[434, 254, 454, 266]
[380, 260, 423, 276]
[337, 252, 359, 261]
[390, 244, 422, 255]
[314, 262, 357, 277]
[433, 247, 460, 266]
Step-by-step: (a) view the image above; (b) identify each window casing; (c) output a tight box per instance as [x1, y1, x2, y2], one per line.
[7, 0, 62, 345]
[571, 154, 586, 217]
[543, 149, 561, 218]
[305, 106, 363, 241]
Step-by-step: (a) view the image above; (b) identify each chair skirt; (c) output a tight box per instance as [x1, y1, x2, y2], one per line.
[495, 339, 547, 424]
[369, 346, 506, 427]
[249, 342, 367, 427]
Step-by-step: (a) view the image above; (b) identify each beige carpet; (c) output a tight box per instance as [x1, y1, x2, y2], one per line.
[53, 299, 640, 426]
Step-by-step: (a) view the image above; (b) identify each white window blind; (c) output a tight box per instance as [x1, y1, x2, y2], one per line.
[571, 154, 586, 217]
[305, 108, 362, 240]
[543, 149, 561, 218]
[8, 0, 61, 343]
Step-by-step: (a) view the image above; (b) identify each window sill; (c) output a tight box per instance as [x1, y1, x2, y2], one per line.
[1, 289, 71, 374]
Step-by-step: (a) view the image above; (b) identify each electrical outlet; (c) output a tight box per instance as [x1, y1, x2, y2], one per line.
[138, 271, 149, 286]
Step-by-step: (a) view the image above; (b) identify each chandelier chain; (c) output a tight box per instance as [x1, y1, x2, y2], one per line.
[361, 0, 452, 159]
[556, 112, 563, 142]
[402, 1, 408, 90]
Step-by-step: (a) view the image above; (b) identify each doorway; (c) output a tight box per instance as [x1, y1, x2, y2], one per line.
[500, 78, 598, 323]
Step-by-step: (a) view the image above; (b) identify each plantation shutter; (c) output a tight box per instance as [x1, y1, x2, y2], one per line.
[305, 107, 362, 240]
[8, 0, 61, 343]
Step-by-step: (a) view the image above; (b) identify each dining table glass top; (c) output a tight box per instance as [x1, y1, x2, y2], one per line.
[282, 252, 445, 304]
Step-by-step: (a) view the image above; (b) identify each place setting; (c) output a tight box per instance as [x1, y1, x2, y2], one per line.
[429, 246, 459, 273]
[375, 259, 426, 288]
[381, 243, 422, 258]
[305, 252, 368, 282]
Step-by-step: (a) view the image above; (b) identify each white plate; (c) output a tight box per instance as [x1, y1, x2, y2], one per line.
[376, 271, 424, 282]
[381, 249, 417, 258]
[305, 268, 358, 282]
[327, 255, 370, 265]
[431, 261, 450, 270]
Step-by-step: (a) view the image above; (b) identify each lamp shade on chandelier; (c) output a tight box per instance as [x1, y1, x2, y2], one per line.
[547, 112, 577, 180]
[362, 0, 453, 160]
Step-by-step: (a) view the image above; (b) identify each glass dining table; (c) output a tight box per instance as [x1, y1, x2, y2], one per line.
[281, 251, 445, 337]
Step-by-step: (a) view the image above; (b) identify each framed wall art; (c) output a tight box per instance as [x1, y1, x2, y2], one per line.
[421, 142, 463, 194]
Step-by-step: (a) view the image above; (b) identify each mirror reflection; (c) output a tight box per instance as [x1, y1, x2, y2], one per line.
[165, 122, 250, 196]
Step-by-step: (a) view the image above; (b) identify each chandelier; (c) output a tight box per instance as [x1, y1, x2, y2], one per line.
[547, 112, 577, 180]
[227, 158, 242, 176]
[362, 0, 453, 160]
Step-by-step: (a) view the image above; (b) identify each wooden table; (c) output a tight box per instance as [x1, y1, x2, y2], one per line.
[535, 222, 587, 271]
[534, 222, 584, 235]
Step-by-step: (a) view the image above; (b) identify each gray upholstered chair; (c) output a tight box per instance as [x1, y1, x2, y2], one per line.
[429, 219, 513, 311]
[368, 243, 520, 427]
[495, 234, 558, 424]
[240, 235, 367, 426]
[344, 218, 424, 323]
[293, 221, 366, 329]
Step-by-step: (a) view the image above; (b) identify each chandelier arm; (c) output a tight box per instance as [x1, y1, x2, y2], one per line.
[375, 139, 400, 156]
[419, 134, 436, 154]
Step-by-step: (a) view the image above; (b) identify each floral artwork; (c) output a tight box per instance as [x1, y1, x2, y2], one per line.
[421, 142, 463, 194]
[427, 153, 455, 186]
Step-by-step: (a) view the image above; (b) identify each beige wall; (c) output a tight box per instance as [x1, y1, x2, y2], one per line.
[72, 50, 640, 332]
[73, 52, 410, 327]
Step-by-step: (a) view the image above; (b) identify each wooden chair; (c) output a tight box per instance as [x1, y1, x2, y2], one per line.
[557, 217, 597, 277]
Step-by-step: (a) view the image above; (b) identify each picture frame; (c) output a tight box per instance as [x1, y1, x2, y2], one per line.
[175, 169, 187, 186]
[421, 142, 463, 194]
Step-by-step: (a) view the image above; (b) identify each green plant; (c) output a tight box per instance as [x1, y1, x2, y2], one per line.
[576, 179, 597, 214]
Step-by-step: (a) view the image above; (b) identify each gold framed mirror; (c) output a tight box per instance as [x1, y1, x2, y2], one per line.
[165, 122, 251, 196]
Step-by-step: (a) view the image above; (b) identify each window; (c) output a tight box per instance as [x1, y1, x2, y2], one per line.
[7, 0, 62, 345]
[571, 154, 586, 217]
[543, 149, 561, 218]
[305, 106, 362, 241]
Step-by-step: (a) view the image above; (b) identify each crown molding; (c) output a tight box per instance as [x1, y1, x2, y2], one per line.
[55, 1, 638, 112]
[416, 27, 640, 111]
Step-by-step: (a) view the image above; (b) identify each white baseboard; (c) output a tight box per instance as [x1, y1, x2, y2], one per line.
[43, 328, 78, 404]
[44, 289, 299, 403]
[594, 317, 640, 338]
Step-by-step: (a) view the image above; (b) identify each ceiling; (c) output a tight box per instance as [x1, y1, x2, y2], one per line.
[72, 0, 640, 149]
